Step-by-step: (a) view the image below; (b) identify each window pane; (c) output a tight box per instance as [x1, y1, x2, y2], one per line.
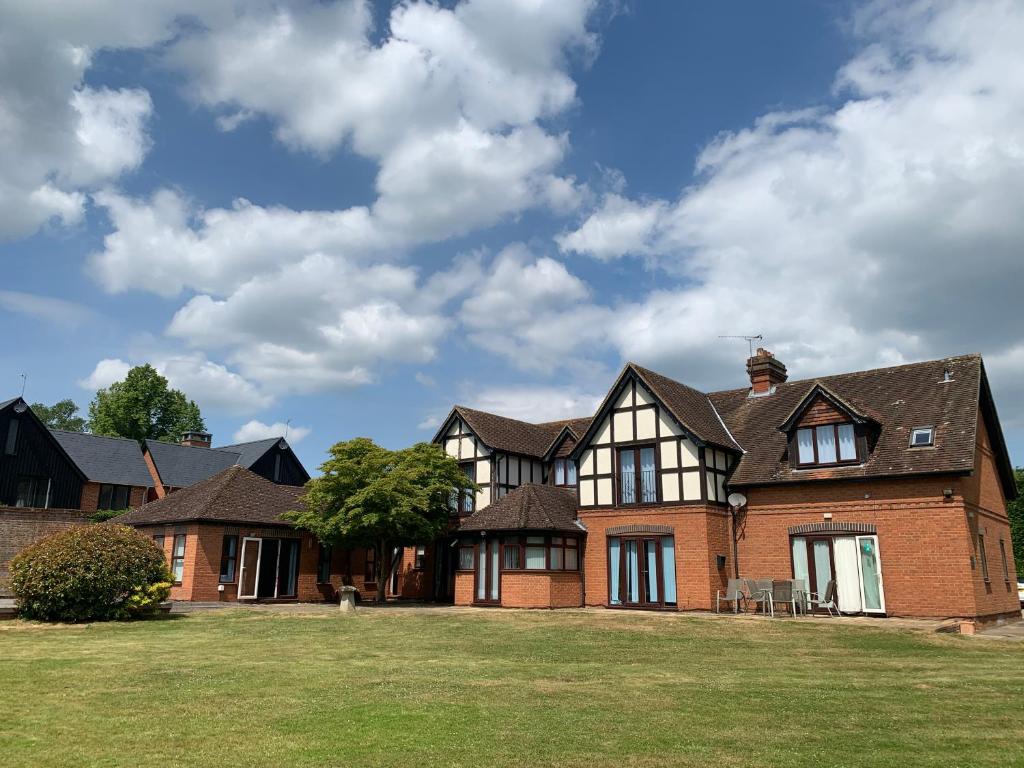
[459, 546, 474, 571]
[503, 543, 520, 570]
[99, 484, 113, 510]
[625, 540, 640, 603]
[816, 427, 838, 464]
[609, 538, 621, 604]
[644, 540, 658, 603]
[837, 424, 857, 461]
[555, 460, 565, 485]
[566, 461, 577, 485]
[999, 540, 1009, 580]
[640, 447, 656, 503]
[797, 429, 815, 464]
[5, 419, 18, 455]
[565, 547, 578, 571]
[525, 547, 546, 569]
[661, 538, 676, 604]
[978, 535, 989, 580]
[488, 539, 499, 600]
[550, 547, 563, 570]
[476, 543, 486, 599]
[620, 450, 636, 504]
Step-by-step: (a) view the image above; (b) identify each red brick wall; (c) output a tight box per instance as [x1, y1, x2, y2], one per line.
[79, 482, 148, 513]
[500, 571, 582, 608]
[738, 471, 1019, 620]
[141, 450, 166, 499]
[395, 545, 434, 599]
[578, 505, 732, 610]
[454, 571, 474, 606]
[0, 507, 90, 595]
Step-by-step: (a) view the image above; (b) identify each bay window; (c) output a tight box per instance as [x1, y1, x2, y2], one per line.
[500, 535, 579, 571]
[795, 423, 859, 467]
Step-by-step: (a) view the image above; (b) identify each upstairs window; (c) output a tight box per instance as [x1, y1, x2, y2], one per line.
[98, 484, 132, 511]
[4, 419, 18, 455]
[449, 463, 476, 515]
[618, 446, 657, 505]
[909, 426, 934, 447]
[795, 424, 858, 466]
[553, 458, 577, 487]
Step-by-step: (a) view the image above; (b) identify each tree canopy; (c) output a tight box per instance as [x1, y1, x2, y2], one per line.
[288, 438, 476, 601]
[31, 398, 87, 432]
[88, 364, 205, 444]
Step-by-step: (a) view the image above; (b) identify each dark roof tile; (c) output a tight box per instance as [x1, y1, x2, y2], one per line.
[50, 430, 152, 487]
[458, 483, 581, 533]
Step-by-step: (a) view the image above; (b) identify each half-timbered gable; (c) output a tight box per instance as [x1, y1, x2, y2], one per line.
[571, 365, 741, 509]
[438, 413, 493, 511]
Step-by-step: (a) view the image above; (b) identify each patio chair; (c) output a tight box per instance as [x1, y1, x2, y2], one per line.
[771, 580, 798, 617]
[805, 580, 839, 617]
[745, 578, 774, 617]
[716, 578, 747, 614]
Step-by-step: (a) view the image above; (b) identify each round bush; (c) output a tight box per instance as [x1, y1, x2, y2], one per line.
[10, 524, 172, 622]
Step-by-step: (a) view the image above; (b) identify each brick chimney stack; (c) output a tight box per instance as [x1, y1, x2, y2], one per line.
[180, 431, 212, 448]
[746, 348, 787, 394]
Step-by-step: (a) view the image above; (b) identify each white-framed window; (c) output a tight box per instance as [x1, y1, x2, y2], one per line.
[796, 424, 859, 466]
[909, 426, 934, 447]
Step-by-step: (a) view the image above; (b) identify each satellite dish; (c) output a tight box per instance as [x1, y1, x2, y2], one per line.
[727, 492, 747, 508]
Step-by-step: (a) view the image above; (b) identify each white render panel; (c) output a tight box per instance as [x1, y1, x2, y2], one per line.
[636, 408, 656, 440]
[580, 479, 595, 506]
[476, 459, 491, 483]
[682, 471, 701, 500]
[635, 383, 653, 406]
[659, 414, 683, 437]
[444, 439, 459, 458]
[580, 449, 594, 476]
[715, 450, 728, 470]
[597, 477, 613, 505]
[477, 487, 491, 509]
[659, 440, 678, 469]
[594, 417, 611, 445]
[616, 386, 633, 409]
[681, 439, 699, 467]
[497, 457, 508, 485]
[447, 420, 460, 436]
[595, 447, 612, 475]
[613, 411, 633, 442]
[661, 473, 680, 502]
[459, 437, 474, 458]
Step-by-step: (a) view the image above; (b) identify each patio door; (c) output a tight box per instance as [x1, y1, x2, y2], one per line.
[791, 534, 885, 614]
[609, 535, 677, 608]
[238, 537, 261, 599]
[475, 538, 500, 604]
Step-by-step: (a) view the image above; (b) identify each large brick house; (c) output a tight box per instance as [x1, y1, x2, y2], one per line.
[119, 465, 375, 603]
[395, 351, 1019, 625]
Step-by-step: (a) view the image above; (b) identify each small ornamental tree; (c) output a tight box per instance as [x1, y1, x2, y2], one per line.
[10, 524, 172, 622]
[287, 438, 476, 602]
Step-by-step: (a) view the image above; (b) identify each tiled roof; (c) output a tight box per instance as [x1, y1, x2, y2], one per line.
[451, 406, 582, 458]
[458, 484, 580, 533]
[117, 465, 304, 527]
[144, 439, 242, 488]
[709, 354, 987, 487]
[50, 430, 153, 487]
[632, 364, 742, 451]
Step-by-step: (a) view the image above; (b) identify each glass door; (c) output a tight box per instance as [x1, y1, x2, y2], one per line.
[474, 538, 500, 604]
[609, 536, 677, 608]
[238, 537, 261, 599]
[856, 536, 885, 613]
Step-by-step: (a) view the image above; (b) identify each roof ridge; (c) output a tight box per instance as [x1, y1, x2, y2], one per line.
[51, 429, 138, 444]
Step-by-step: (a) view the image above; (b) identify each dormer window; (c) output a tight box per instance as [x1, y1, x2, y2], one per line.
[909, 426, 934, 447]
[553, 458, 576, 487]
[796, 423, 858, 466]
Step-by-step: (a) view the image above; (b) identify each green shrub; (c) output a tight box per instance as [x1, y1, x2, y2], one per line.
[87, 509, 125, 523]
[10, 524, 172, 622]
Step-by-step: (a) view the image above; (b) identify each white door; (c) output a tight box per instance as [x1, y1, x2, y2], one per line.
[856, 535, 885, 614]
[237, 537, 262, 599]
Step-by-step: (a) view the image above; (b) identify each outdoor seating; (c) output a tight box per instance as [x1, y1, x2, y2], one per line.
[771, 579, 799, 617]
[716, 578, 747, 614]
[805, 580, 840, 617]
[745, 578, 774, 616]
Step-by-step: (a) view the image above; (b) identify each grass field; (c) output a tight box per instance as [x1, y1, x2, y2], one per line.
[1, 607, 1023, 767]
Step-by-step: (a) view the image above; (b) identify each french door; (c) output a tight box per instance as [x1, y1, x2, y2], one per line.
[791, 534, 885, 614]
[237, 536, 300, 600]
[608, 535, 677, 608]
[474, 538, 500, 604]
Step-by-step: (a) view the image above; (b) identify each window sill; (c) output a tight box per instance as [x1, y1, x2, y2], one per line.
[501, 568, 580, 575]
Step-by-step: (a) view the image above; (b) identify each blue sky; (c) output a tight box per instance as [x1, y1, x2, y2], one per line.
[1, 0, 1022, 475]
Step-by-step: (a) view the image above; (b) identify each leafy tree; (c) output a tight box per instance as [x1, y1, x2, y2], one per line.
[1008, 468, 1024, 577]
[288, 438, 476, 602]
[31, 398, 87, 432]
[88, 364, 205, 444]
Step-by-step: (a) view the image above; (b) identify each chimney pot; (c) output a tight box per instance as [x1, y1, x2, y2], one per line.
[746, 349, 787, 394]
[180, 431, 212, 448]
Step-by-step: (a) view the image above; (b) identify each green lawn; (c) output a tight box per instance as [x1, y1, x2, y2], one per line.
[1, 607, 1023, 767]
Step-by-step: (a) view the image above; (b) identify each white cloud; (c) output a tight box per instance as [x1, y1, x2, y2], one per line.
[0, 290, 95, 326]
[0, 2, 215, 239]
[78, 357, 131, 390]
[78, 353, 271, 415]
[465, 385, 603, 424]
[232, 419, 310, 445]
[554, 0, 1024, 403]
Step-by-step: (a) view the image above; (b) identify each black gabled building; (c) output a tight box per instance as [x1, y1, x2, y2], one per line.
[0, 398, 86, 509]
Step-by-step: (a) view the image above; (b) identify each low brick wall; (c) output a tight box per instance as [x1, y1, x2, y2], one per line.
[0, 507, 90, 595]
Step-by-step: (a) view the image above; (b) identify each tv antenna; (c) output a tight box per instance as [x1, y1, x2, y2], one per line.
[284, 418, 291, 441]
[718, 334, 763, 358]
[19, 372, 27, 398]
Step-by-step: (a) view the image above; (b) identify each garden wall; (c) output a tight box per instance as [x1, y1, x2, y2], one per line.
[0, 507, 90, 595]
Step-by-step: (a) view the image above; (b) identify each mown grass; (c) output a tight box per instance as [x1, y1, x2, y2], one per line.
[1, 607, 1022, 767]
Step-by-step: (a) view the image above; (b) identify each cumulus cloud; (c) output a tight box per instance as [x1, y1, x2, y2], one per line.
[233, 419, 310, 445]
[78, 353, 272, 414]
[0, 290, 95, 327]
[555, 0, 1024, 402]
[465, 385, 603, 424]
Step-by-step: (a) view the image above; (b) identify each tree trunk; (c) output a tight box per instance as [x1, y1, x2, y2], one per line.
[376, 539, 388, 603]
